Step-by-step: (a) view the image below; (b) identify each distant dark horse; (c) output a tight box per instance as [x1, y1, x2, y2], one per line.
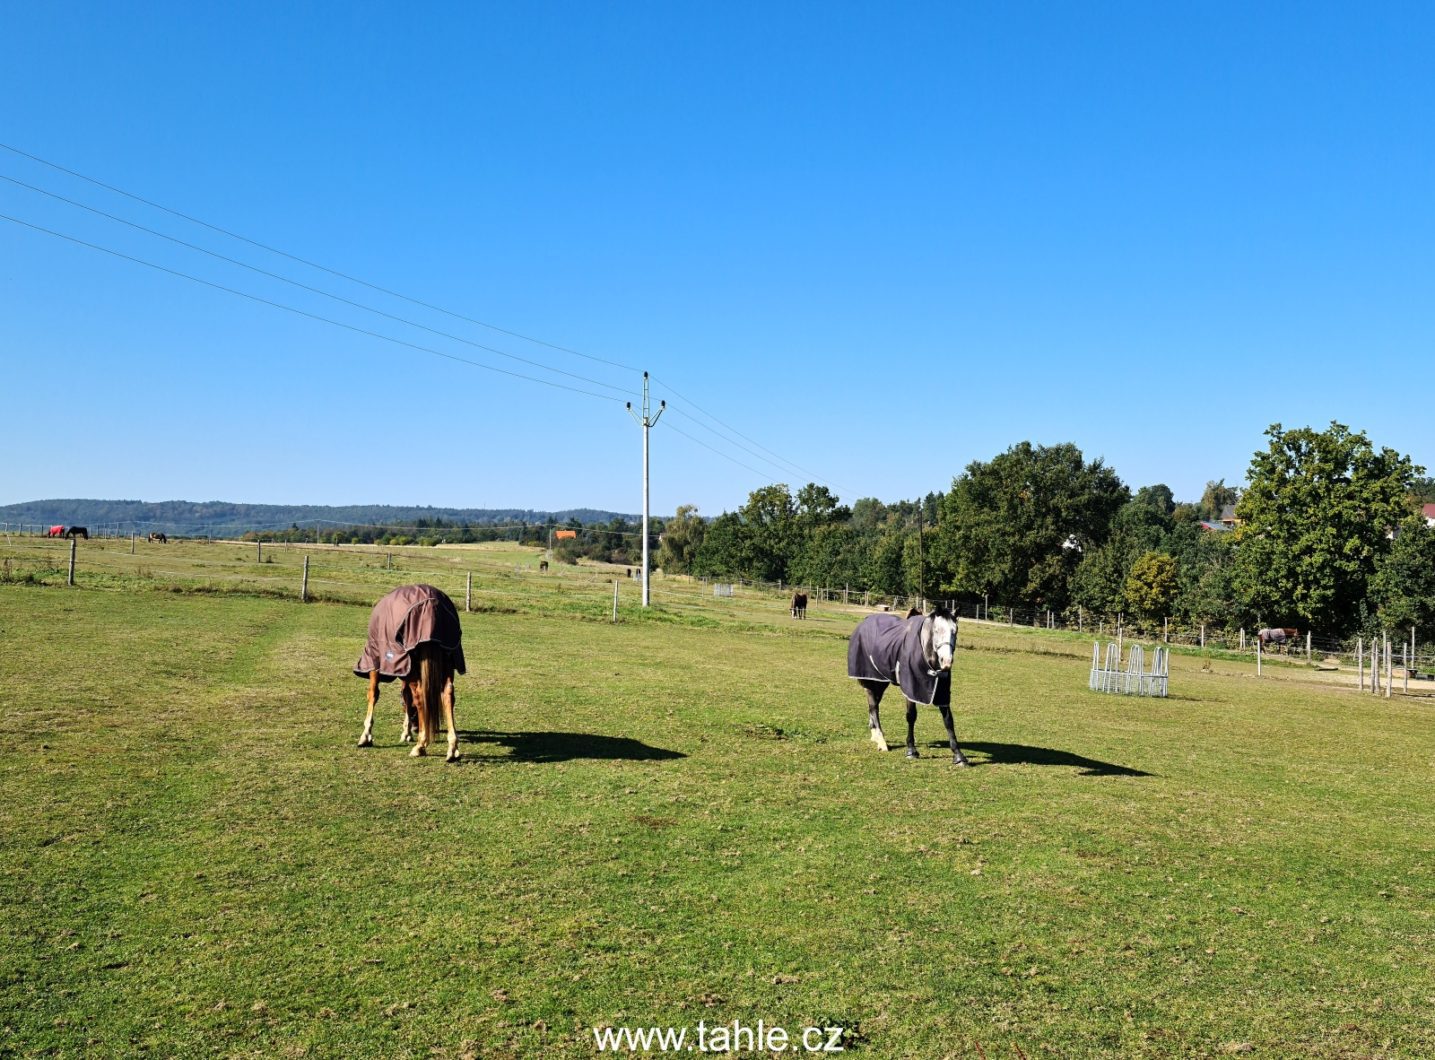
[148, 532, 168, 544]
[355, 584, 466, 762]
[848, 605, 966, 765]
[790, 592, 808, 619]
[1257, 627, 1300, 651]
[64, 526, 88, 540]
[538, 560, 549, 573]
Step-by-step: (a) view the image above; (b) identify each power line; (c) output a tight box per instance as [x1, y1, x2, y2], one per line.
[651, 373, 845, 493]
[0, 211, 627, 404]
[664, 420, 779, 483]
[1, 172, 636, 398]
[665, 405, 819, 484]
[0, 141, 638, 373]
[2, 142, 845, 492]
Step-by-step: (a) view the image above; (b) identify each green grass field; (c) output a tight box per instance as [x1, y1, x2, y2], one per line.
[1, 557, 1431, 1057]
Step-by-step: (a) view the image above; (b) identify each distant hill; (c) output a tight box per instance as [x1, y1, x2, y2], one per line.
[0, 499, 641, 537]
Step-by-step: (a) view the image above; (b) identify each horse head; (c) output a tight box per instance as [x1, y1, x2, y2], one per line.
[919, 605, 958, 672]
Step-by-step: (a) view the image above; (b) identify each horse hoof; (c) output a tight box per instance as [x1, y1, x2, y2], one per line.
[906, 749, 919, 760]
[409, 746, 426, 758]
[953, 756, 970, 768]
[357, 738, 372, 748]
[446, 753, 460, 764]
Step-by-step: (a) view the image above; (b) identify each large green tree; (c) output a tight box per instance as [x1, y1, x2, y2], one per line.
[1125, 551, 1179, 618]
[1370, 517, 1435, 636]
[657, 505, 705, 575]
[691, 512, 747, 578]
[739, 484, 799, 583]
[932, 442, 1128, 608]
[1234, 422, 1422, 634]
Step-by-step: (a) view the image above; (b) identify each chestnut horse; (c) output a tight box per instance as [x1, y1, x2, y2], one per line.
[355, 584, 466, 761]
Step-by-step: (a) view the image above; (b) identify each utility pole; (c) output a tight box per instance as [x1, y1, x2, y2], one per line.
[626, 372, 665, 607]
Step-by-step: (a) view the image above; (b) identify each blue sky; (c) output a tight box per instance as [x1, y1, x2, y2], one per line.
[3, 2, 1431, 516]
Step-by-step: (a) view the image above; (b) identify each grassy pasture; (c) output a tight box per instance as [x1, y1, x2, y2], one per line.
[0, 572, 1431, 1058]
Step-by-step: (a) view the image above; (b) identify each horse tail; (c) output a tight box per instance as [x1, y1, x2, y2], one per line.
[414, 644, 445, 743]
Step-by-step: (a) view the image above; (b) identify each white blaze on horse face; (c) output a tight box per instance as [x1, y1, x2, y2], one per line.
[933, 615, 957, 670]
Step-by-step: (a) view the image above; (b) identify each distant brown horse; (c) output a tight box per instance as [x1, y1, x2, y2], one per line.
[1257, 627, 1300, 651]
[790, 592, 808, 619]
[539, 560, 549, 573]
[355, 585, 466, 761]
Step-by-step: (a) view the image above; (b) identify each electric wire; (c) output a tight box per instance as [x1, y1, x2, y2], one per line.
[0, 212, 626, 403]
[664, 405, 816, 483]
[2, 142, 846, 493]
[662, 420, 779, 483]
[0, 141, 638, 372]
[651, 373, 845, 492]
[0, 172, 635, 397]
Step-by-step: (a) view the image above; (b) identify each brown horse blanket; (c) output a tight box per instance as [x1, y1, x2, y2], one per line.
[354, 584, 466, 682]
[848, 612, 950, 706]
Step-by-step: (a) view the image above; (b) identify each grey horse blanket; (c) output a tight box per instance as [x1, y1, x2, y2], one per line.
[848, 612, 950, 706]
[354, 584, 466, 682]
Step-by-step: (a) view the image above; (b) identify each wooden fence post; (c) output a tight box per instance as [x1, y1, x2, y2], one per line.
[1306, 631, 1311, 662]
[1256, 637, 1262, 676]
[612, 580, 619, 622]
[301, 555, 309, 602]
[1357, 637, 1364, 692]
[130, 534, 135, 555]
[466, 572, 472, 613]
[68, 537, 77, 586]
[1200, 623, 1206, 649]
[1385, 634, 1392, 699]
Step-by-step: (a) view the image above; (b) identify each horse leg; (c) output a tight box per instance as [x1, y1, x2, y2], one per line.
[905, 701, 919, 759]
[442, 671, 459, 763]
[862, 680, 889, 751]
[358, 670, 379, 747]
[407, 677, 428, 757]
[399, 683, 415, 743]
[939, 704, 969, 767]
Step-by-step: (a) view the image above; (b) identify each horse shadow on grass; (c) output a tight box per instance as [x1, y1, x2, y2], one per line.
[926, 740, 1153, 777]
[457, 730, 686, 764]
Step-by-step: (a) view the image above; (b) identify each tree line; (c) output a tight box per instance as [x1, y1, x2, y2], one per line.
[662, 422, 1434, 641]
